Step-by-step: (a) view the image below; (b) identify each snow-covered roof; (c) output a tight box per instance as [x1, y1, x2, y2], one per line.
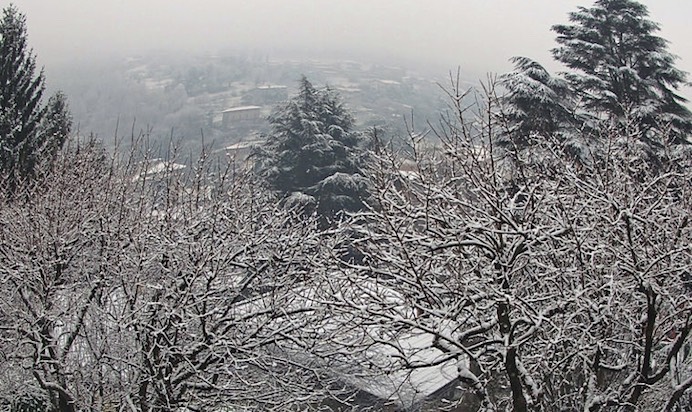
[222, 106, 261, 113]
[255, 85, 287, 90]
[223, 140, 264, 150]
[132, 159, 187, 181]
[349, 330, 461, 409]
[227, 278, 463, 409]
[378, 79, 401, 85]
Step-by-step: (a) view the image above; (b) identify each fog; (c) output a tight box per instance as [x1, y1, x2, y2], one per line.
[9, 0, 692, 79]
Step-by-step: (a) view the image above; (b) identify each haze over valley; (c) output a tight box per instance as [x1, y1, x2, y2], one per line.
[11, 0, 692, 149]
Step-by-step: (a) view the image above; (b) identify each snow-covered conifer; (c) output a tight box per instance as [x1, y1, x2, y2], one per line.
[501, 0, 692, 153]
[500, 57, 578, 147]
[552, 0, 691, 144]
[258, 76, 369, 223]
[0, 5, 71, 190]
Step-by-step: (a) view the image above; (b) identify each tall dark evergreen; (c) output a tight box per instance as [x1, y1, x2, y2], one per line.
[0, 5, 71, 188]
[552, 0, 691, 143]
[258, 76, 369, 221]
[501, 0, 691, 151]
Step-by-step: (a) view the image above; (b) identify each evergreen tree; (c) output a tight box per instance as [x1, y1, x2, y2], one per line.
[501, 0, 691, 152]
[0, 4, 71, 188]
[552, 0, 691, 144]
[499, 57, 578, 147]
[258, 76, 369, 221]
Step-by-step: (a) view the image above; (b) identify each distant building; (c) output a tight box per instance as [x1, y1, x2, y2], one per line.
[132, 159, 188, 212]
[220, 139, 264, 163]
[374, 79, 403, 93]
[242, 85, 289, 105]
[132, 159, 187, 182]
[370, 64, 407, 80]
[221, 106, 262, 128]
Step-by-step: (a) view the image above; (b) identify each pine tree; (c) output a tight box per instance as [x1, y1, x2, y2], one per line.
[258, 76, 369, 221]
[551, 0, 692, 144]
[0, 4, 71, 189]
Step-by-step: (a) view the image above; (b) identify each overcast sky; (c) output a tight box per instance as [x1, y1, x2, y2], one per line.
[8, 0, 692, 82]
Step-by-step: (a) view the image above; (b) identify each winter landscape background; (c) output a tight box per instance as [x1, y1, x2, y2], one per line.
[1, 1, 692, 411]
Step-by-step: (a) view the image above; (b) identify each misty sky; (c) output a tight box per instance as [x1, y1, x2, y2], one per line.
[8, 0, 692, 83]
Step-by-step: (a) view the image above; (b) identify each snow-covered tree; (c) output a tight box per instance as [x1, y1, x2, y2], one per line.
[258, 76, 369, 223]
[0, 5, 71, 190]
[0, 137, 349, 412]
[499, 57, 578, 148]
[552, 0, 692, 144]
[501, 0, 691, 153]
[324, 79, 692, 411]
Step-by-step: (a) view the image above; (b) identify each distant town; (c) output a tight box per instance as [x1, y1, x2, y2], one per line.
[55, 52, 464, 152]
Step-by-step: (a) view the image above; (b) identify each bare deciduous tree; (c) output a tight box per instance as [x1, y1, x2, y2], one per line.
[321, 77, 692, 411]
[0, 137, 346, 412]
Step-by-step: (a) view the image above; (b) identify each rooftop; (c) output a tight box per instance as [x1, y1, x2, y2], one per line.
[222, 105, 262, 113]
